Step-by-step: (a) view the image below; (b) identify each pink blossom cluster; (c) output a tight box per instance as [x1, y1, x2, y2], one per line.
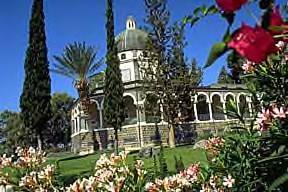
[0, 154, 13, 169]
[19, 164, 56, 191]
[15, 147, 46, 168]
[242, 60, 257, 73]
[200, 174, 235, 192]
[0, 147, 58, 191]
[257, 106, 288, 131]
[205, 137, 225, 156]
[145, 163, 201, 192]
[66, 151, 147, 192]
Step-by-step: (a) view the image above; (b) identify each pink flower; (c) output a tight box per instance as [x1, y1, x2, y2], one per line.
[242, 60, 256, 73]
[228, 24, 278, 63]
[276, 41, 285, 50]
[223, 175, 235, 188]
[272, 107, 287, 119]
[258, 109, 271, 123]
[257, 109, 272, 131]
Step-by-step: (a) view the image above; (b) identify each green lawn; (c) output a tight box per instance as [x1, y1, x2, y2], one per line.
[48, 146, 207, 185]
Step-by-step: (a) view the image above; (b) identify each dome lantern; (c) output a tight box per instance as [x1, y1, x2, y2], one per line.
[116, 16, 148, 52]
[126, 16, 136, 30]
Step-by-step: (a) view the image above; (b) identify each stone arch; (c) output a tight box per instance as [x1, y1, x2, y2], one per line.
[224, 92, 236, 101]
[238, 94, 250, 118]
[236, 92, 247, 103]
[123, 92, 137, 105]
[211, 94, 225, 120]
[225, 93, 236, 119]
[89, 100, 101, 129]
[196, 94, 210, 121]
[144, 93, 161, 123]
[195, 92, 210, 103]
[123, 95, 137, 125]
[90, 99, 100, 110]
[210, 92, 224, 103]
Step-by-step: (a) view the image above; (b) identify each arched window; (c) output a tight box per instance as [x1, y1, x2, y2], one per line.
[90, 102, 101, 129]
[239, 95, 250, 118]
[123, 96, 137, 125]
[145, 94, 161, 123]
[212, 95, 225, 120]
[226, 94, 236, 119]
[197, 94, 210, 121]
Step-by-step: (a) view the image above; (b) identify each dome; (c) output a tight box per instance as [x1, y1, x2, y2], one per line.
[116, 17, 148, 52]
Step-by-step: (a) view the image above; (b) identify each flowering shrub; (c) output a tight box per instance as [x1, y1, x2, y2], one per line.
[65, 151, 148, 192]
[204, 137, 225, 157]
[0, 147, 58, 191]
[188, 0, 288, 190]
[66, 153, 236, 192]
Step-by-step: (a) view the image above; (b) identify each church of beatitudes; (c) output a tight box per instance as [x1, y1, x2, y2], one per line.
[70, 17, 252, 154]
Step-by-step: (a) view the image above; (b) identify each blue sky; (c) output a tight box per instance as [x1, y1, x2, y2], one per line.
[0, 0, 285, 112]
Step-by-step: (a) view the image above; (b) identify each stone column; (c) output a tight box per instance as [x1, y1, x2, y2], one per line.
[236, 99, 241, 115]
[136, 104, 144, 147]
[99, 109, 103, 129]
[193, 102, 198, 122]
[208, 101, 213, 121]
[160, 102, 164, 122]
[77, 116, 81, 133]
[222, 102, 227, 120]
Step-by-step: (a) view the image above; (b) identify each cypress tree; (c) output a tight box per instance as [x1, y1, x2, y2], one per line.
[104, 0, 124, 155]
[190, 58, 203, 86]
[20, 0, 51, 150]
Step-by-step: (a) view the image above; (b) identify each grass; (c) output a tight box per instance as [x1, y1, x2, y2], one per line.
[48, 145, 208, 185]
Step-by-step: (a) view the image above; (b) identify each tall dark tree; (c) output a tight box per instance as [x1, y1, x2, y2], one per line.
[218, 66, 234, 84]
[169, 23, 187, 78]
[227, 51, 244, 84]
[45, 93, 74, 147]
[190, 58, 203, 86]
[104, 0, 125, 154]
[0, 111, 24, 153]
[142, 0, 171, 147]
[20, 0, 51, 150]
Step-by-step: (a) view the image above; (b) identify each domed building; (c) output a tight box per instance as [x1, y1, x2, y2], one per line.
[70, 17, 252, 154]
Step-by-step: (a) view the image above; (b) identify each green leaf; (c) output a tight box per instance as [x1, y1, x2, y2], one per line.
[207, 5, 219, 14]
[269, 173, 288, 191]
[205, 42, 228, 68]
[222, 27, 231, 43]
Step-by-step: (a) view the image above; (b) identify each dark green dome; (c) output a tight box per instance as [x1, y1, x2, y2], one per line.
[116, 17, 148, 52]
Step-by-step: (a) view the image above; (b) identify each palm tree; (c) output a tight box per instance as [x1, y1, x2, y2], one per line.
[52, 42, 102, 113]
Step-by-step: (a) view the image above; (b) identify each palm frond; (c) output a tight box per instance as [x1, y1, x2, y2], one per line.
[52, 42, 102, 82]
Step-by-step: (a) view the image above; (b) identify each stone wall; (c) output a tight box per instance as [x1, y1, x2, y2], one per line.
[71, 120, 245, 154]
